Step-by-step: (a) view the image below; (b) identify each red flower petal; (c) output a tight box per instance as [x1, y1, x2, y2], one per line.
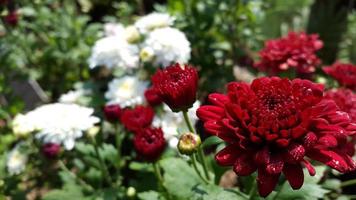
[215, 145, 241, 166]
[196, 105, 225, 122]
[308, 149, 350, 173]
[257, 168, 280, 197]
[283, 164, 304, 189]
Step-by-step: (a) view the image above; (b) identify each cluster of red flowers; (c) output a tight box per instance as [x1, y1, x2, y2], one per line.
[255, 32, 323, 75]
[197, 77, 356, 197]
[323, 62, 356, 90]
[102, 63, 199, 161]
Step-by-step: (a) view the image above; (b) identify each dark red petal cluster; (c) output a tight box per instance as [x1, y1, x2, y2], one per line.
[152, 63, 198, 112]
[144, 87, 163, 106]
[103, 104, 122, 123]
[325, 88, 356, 122]
[4, 11, 18, 26]
[133, 127, 166, 161]
[197, 77, 356, 197]
[323, 62, 356, 90]
[255, 32, 323, 75]
[42, 143, 61, 159]
[121, 106, 154, 133]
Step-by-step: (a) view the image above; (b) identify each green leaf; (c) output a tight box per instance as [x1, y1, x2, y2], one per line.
[274, 182, 330, 200]
[42, 183, 88, 200]
[202, 136, 224, 148]
[161, 157, 203, 199]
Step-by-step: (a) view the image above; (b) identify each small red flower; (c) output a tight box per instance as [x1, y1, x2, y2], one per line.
[121, 106, 154, 133]
[144, 87, 163, 106]
[5, 11, 18, 26]
[133, 127, 166, 161]
[42, 143, 61, 159]
[103, 104, 122, 123]
[255, 32, 323, 76]
[323, 62, 356, 90]
[325, 88, 356, 122]
[197, 77, 356, 197]
[152, 63, 198, 112]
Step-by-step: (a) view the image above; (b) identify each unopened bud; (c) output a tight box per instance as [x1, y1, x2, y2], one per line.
[177, 132, 201, 155]
[126, 187, 136, 199]
[87, 126, 100, 138]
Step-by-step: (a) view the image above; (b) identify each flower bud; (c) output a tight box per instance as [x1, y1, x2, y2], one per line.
[177, 132, 201, 155]
[140, 47, 154, 62]
[103, 104, 122, 123]
[124, 26, 140, 43]
[126, 187, 136, 199]
[42, 143, 61, 159]
[87, 126, 100, 138]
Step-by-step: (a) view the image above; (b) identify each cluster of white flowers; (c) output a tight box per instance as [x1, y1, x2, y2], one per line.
[89, 12, 191, 70]
[7, 144, 28, 175]
[153, 101, 200, 148]
[12, 103, 100, 150]
[105, 76, 148, 107]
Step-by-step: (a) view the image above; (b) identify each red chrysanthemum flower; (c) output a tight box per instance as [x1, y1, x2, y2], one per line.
[323, 62, 356, 90]
[325, 88, 356, 122]
[133, 127, 166, 161]
[42, 143, 61, 159]
[152, 63, 198, 112]
[255, 32, 323, 76]
[103, 104, 122, 123]
[4, 11, 18, 26]
[197, 77, 356, 197]
[121, 106, 154, 133]
[144, 87, 163, 106]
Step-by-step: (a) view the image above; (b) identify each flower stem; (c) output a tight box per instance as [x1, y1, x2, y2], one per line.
[115, 124, 124, 184]
[248, 181, 257, 200]
[182, 110, 211, 182]
[153, 162, 164, 190]
[58, 160, 94, 192]
[341, 179, 356, 188]
[91, 136, 112, 186]
[190, 154, 209, 184]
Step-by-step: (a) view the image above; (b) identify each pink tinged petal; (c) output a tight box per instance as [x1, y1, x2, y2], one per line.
[257, 168, 280, 197]
[266, 155, 284, 174]
[307, 149, 350, 173]
[196, 105, 225, 122]
[215, 145, 240, 166]
[318, 135, 338, 148]
[302, 159, 316, 176]
[303, 132, 317, 149]
[208, 93, 229, 107]
[283, 164, 304, 189]
[233, 154, 257, 176]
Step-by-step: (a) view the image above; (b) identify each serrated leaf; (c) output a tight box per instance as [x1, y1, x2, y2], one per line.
[275, 182, 330, 200]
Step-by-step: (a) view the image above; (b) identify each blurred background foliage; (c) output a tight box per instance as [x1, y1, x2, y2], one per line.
[0, 0, 355, 124]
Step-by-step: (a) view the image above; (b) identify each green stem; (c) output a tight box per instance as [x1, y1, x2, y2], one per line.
[58, 160, 94, 192]
[91, 137, 112, 186]
[153, 162, 164, 190]
[182, 110, 211, 181]
[190, 154, 209, 184]
[341, 179, 356, 188]
[115, 124, 124, 185]
[248, 181, 257, 200]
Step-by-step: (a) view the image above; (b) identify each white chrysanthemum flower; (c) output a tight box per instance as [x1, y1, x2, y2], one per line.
[18, 103, 100, 150]
[7, 145, 27, 175]
[12, 114, 36, 138]
[88, 36, 139, 70]
[59, 88, 91, 104]
[105, 76, 148, 107]
[143, 27, 191, 67]
[104, 23, 125, 36]
[135, 12, 174, 34]
[153, 101, 200, 148]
